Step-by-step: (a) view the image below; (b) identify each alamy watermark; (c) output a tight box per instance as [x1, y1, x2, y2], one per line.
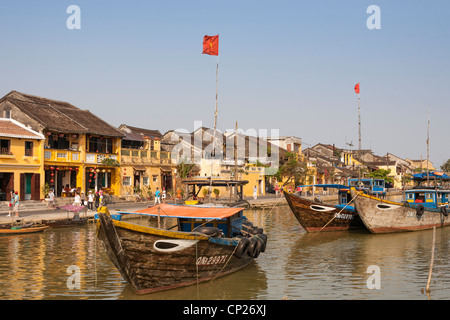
[66, 265, 81, 290]
[367, 5, 381, 30]
[169, 121, 280, 170]
[66, 5, 81, 30]
[366, 265, 381, 289]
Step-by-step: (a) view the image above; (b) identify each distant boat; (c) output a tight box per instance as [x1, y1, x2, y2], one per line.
[350, 186, 450, 234]
[0, 222, 49, 235]
[96, 204, 267, 294]
[284, 184, 365, 232]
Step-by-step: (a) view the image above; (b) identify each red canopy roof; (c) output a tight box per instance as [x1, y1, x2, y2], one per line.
[121, 204, 242, 220]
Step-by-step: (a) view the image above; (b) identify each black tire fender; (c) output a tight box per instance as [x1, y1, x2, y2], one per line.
[235, 237, 250, 258]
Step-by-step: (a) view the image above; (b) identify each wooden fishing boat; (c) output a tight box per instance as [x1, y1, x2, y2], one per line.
[350, 187, 450, 234]
[284, 186, 365, 232]
[96, 204, 267, 294]
[42, 204, 89, 228]
[0, 222, 49, 234]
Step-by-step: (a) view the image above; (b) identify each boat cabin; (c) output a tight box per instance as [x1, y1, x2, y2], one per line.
[119, 204, 246, 237]
[348, 178, 386, 196]
[405, 187, 449, 209]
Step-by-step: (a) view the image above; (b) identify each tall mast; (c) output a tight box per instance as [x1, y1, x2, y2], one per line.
[427, 110, 430, 186]
[209, 55, 219, 202]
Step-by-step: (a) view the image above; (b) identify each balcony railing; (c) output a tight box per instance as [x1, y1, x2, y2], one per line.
[44, 149, 81, 162]
[121, 148, 172, 165]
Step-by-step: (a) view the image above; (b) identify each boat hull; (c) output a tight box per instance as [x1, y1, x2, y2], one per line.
[351, 189, 450, 234]
[96, 211, 254, 294]
[42, 217, 89, 228]
[0, 225, 49, 234]
[284, 191, 364, 232]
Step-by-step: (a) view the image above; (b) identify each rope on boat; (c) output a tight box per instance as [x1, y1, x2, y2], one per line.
[308, 191, 361, 239]
[209, 241, 240, 283]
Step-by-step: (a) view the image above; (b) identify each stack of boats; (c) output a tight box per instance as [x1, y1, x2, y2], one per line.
[284, 172, 450, 234]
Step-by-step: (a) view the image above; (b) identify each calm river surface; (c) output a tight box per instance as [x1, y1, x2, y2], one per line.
[1, 204, 450, 300]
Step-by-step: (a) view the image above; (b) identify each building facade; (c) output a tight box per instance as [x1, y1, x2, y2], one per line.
[0, 118, 45, 201]
[0, 91, 124, 197]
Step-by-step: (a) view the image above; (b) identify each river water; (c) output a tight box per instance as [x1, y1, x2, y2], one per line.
[1, 204, 450, 300]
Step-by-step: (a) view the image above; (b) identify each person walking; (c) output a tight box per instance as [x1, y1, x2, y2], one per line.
[275, 184, 279, 198]
[253, 185, 258, 200]
[154, 187, 161, 205]
[7, 191, 14, 217]
[12, 191, 20, 217]
[47, 189, 55, 210]
[88, 191, 94, 211]
[73, 192, 82, 206]
[162, 187, 166, 203]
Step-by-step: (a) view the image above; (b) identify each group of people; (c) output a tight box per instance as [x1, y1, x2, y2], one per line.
[7, 191, 20, 217]
[46, 189, 103, 211]
[73, 190, 102, 211]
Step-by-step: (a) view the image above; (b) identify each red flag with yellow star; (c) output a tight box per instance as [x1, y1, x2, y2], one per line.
[202, 35, 219, 56]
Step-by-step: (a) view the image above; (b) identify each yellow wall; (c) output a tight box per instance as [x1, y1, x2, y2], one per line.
[0, 136, 45, 199]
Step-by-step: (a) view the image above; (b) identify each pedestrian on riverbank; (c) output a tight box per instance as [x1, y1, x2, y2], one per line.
[162, 187, 166, 203]
[275, 184, 279, 198]
[73, 192, 82, 206]
[253, 185, 258, 200]
[88, 191, 94, 211]
[7, 191, 14, 217]
[47, 189, 55, 210]
[155, 188, 161, 204]
[13, 191, 20, 217]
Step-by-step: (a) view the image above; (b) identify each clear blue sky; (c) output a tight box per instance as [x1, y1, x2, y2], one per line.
[1, 1, 449, 167]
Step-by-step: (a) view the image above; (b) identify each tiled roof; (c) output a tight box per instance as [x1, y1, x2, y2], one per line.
[1, 91, 124, 137]
[0, 118, 44, 139]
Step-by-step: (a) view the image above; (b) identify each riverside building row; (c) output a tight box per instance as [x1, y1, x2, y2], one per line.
[0, 91, 284, 201]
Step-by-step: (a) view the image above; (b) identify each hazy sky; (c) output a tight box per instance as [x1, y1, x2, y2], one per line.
[0, 1, 449, 167]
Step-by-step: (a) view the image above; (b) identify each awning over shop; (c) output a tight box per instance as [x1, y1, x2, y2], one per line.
[160, 167, 172, 173]
[133, 166, 146, 172]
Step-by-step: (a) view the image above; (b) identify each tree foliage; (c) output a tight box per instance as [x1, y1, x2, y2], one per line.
[441, 159, 450, 172]
[368, 169, 394, 184]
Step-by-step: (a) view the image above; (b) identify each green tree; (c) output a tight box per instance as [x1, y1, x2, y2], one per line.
[272, 152, 312, 186]
[440, 159, 450, 172]
[368, 169, 394, 184]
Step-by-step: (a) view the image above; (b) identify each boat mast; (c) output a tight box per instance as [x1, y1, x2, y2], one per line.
[426, 110, 430, 186]
[209, 54, 219, 202]
[358, 91, 361, 185]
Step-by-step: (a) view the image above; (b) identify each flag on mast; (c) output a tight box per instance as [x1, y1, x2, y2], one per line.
[202, 35, 219, 56]
[354, 83, 360, 94]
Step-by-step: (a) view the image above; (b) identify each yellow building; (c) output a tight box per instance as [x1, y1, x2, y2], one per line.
[0, 91, 124, 197]
[0, 118, 45, 201]
[118, 125, 176, 198]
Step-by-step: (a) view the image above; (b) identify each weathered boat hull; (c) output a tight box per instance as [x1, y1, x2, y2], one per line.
[96, 211, 254, 294]
[284, 191, 365, 232]
[351, 189, 450, 234]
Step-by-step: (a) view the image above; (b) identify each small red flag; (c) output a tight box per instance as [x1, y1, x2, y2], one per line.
[202, 35, 219, 56]
[354, 83, 360, 94]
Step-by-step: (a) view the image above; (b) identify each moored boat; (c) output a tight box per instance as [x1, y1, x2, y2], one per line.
[0, 222, 49, 235]
[284, 185, 365, 232]
[350, 186, 450, 234]
[96, 204, 267, 294]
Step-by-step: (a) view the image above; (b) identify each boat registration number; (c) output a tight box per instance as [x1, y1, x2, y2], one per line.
[334, 213, 354, 220]
[196, 255, 228, 266]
